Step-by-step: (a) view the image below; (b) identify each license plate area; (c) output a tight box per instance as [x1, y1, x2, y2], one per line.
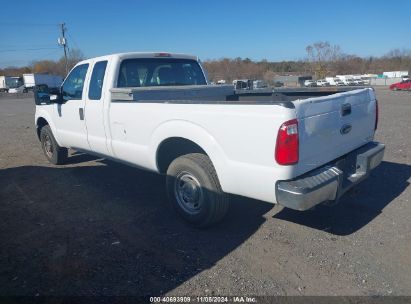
[334, 142, 385, 191]
[335, 153, 358, 179]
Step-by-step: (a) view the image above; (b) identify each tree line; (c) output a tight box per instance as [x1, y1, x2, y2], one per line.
[1, 42, 410, 83]
[203, 42, 411, 83]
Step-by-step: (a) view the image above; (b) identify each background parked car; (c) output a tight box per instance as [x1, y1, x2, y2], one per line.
[343, 78, 356, 86]
[316, 79, 330, 87]
[304, 80, 317, 87]
[353, 79, 365, 86]
[335, 79, 345, 86]
[326, 77, 345, 86]
[390, 79, 411, 91]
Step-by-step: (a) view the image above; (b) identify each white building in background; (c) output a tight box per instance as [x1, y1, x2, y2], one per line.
[383, 71, 409, 78]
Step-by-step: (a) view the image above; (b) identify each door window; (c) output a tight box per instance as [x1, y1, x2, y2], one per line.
[89, 61, 108, 100]
[62, 64, 89, 101]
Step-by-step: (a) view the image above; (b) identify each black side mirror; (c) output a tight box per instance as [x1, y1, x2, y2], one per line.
[34, 84, 50, 105]
[34, 84, 65, 105]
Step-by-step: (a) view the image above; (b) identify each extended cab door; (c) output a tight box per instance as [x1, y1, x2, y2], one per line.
[53, 63, 90, 150]
[84, 60, 110, 155]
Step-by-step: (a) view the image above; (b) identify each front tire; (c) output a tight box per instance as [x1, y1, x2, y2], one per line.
[40, 125, 68, 165]
[166, 153, 229, 227]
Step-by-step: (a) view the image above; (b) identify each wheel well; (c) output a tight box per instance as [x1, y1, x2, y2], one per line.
[156, 137, 207, 173]
[36, 117, 49, 139]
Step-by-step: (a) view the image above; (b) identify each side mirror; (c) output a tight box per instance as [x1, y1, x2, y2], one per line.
[34, 85, 65, 105]
[34, 84, 50, 105]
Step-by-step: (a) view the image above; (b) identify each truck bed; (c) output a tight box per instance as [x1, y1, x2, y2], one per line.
[110, 85, 368, 106]
[109, 85, 376, 177]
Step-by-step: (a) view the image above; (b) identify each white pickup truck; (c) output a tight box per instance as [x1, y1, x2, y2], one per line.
[34, 52, 384, 227]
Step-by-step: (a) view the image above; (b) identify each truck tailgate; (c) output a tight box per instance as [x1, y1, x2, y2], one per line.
[293, 88, 377, 176]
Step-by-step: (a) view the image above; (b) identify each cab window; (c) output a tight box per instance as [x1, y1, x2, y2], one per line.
[117, 58, 206, 87]
[88, 61, 107, 100]
[62, 64, 89, 101]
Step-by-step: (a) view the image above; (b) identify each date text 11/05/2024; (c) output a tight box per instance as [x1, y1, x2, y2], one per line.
[149, 296, 257, 303]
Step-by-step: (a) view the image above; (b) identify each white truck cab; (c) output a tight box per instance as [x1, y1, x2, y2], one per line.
[7, 76, 26, 93]
[34, 52, 384, 227]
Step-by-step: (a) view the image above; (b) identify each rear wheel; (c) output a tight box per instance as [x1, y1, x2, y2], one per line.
[40, 125, 68, 165]
[166, 153, 229, 227]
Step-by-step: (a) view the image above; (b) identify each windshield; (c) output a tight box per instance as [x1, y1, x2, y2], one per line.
[117, 58, 207, 87]
[6, 77, 24, 88]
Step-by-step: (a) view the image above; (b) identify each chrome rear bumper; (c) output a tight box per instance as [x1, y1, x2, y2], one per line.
[276, 142, 385, 211]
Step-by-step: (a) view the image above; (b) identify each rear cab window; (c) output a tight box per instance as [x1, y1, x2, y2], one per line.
[117, 58, 206, 87]
[89, 61, 108, 100]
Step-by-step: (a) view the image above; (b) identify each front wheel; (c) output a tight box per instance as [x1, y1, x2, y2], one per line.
[40, 125, 68, 165]
[166, 153, 229, 227]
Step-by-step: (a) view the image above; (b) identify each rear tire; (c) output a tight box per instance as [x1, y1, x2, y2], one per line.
[40, 125, 68, 165]
[166, 153, 229, 227]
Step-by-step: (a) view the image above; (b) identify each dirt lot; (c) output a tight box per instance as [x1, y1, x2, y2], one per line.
[0, 88, 410, 297]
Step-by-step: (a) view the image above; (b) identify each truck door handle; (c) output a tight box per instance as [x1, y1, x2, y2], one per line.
[340, 124, 352, 135]
[79, 108, 84, 120]
[341, 103, 351, 116]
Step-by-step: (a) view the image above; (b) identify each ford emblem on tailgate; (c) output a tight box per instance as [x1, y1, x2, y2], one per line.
[340, 124, 352, 135]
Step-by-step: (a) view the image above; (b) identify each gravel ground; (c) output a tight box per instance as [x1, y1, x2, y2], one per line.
[0, 88, 410, 297]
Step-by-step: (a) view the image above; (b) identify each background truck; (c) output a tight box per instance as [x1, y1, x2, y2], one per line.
[33, 52, 384, 227]
[233, 79, 253, 90]
[7, 76, 25, 93]
[1, 76, 26, 93]
[23, 73, 63, 92]
[0, 76, 11, 92]
[325, 77, 345, 86]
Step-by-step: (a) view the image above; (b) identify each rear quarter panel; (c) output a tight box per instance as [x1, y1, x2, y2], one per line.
[107, 102, 296, 204]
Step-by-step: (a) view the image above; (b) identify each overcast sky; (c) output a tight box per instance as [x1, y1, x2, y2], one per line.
[1, 0, 410, 67]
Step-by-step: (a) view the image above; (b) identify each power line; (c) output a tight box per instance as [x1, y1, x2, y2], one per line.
[0, 44, 57, 48]
[0, 47, 60, 53]
[66, 30, 80, 51]
[0, 22, 59, 27]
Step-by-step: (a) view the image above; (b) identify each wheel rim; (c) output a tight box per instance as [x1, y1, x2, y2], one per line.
[174, 171, 204, 215]
[42, 134, 53, 158]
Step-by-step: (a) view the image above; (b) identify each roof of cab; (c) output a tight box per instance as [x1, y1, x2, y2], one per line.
[78, 52, 199, 65]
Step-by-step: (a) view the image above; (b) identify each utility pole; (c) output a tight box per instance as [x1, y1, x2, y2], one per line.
[58, 23, 68, 75]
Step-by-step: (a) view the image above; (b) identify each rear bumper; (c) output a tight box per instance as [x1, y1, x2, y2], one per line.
[275, 142, 385, 211]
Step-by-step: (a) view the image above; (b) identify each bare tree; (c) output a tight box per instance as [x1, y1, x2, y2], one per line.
[306, 41, 342, 78]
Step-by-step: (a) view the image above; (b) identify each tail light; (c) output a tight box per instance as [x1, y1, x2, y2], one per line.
[375, 100, 379, 131]
[275, 119, 299, 165]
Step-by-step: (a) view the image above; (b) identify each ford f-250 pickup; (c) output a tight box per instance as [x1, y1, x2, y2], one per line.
[34, 52, 385, 227]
